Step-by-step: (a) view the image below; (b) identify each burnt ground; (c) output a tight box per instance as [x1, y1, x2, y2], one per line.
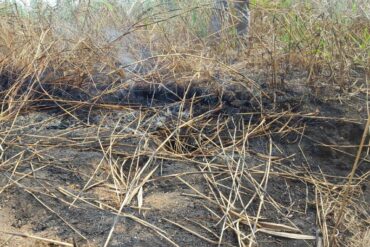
[0, 71, 369, 247]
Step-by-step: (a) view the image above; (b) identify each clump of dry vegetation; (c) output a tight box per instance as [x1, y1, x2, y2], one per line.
[0, 1, 369, 247]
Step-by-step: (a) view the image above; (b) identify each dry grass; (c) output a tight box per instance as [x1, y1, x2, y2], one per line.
[0, 1, 369, 247]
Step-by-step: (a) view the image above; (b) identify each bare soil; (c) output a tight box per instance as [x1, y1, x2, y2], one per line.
[0, 70, 369, 247]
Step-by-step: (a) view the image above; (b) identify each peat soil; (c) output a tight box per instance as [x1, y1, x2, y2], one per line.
[0, 71, 369, 247]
